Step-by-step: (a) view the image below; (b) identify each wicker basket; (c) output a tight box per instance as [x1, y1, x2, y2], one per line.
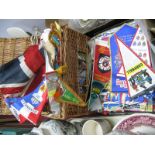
[0, 28, 90, 120]
[43, 26, 90, 120]
[0, 37, 31, 115]
[43, 102, 89, 120]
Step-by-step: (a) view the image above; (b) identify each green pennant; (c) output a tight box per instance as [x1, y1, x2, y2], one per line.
[55, 80, 85, 106]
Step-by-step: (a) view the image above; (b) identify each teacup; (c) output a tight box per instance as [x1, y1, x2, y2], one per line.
[82, 119, 112, 135]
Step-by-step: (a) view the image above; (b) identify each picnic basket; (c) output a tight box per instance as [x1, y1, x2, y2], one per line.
[43, 25, 90, 119]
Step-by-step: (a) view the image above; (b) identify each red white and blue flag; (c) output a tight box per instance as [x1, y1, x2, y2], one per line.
[0, 45, 47, 124]
[5, 78, 48, 125]
[0, 45, 45, 97]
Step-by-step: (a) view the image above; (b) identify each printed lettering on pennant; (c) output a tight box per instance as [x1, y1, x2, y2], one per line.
[116, 36, 155, 98]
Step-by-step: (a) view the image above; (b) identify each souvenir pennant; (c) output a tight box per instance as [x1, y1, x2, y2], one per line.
[101, 91, 155, 113]
[110, 24, 137, 92]
[117, 27, 152, 76]
[88, 80, 105, 111]
[130, 26, 152, 66]
[110, 24, 152, 92]
[55, 80, 86, 106]
[5, 78, 48, 125]
[116, 36, 155, 98]
[88, 39, 111, 111]
[46, 71, 86, 107]
[93, 39, 111, 83]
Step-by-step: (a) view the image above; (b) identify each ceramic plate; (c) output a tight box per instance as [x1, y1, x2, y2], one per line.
[113, 113, 155, 134]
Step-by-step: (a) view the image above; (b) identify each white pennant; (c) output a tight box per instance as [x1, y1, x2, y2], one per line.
[116, 26, 151, 78]
[130, 26, 151, 66]
[116, 36, 155, 98]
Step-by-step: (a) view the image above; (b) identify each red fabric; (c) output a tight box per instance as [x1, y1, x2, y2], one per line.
[0, 86, 25, 95]
[0, 45, 45, 96]
[21, 47, 45, 124]
[1, 45, 46, 124]
[25, 65, 45, 95]
[24, 45, 45, 73]
[94, 44, 111, 83]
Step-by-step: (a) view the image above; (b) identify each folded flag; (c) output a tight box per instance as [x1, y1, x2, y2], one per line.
[5, 78, 48, 125]
[0, 45, 45, 124]
[0, 45, 45, 97]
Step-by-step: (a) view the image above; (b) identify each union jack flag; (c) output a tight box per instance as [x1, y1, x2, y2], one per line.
[0, 45, 47, 124]
[0, 45, 45, 97]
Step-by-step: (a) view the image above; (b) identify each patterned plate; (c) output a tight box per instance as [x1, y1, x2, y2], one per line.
[113, 113, 155, 134]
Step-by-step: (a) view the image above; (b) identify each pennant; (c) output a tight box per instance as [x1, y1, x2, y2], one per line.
[102, 91, 155, 113]
[110, 24, 137, 92]
[93, 40, 111, 83]
[5, 78, 48, 125]
[88, 80, 105, 111]
[88, 39, 111, 111]
[116, 36, 155, 98]
[46, 71, 86, 107]
[110, 24, 152, 92]
[55, 80, 85, 106]
[130, 26, 152, 66]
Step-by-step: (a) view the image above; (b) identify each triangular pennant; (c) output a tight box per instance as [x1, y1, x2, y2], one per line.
[88, 39, 111, 112]
[116, 35, 155, 98]
[130, 26, 152, 66]
[93, 39, 111, 83]
[54, 80, 86, 106]
[46, 71, 86, 107]
[117, 26, 152, 77]
[110, 24, 137, 92]
[5, 78, 48, 125]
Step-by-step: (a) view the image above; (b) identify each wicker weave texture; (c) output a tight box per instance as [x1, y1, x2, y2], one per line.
[47, 26, 90, 119]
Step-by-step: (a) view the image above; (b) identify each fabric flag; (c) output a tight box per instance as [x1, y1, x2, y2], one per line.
[46, 71, 86, 107]
[110, 24, 152, 93]
[116, 26, 152, 77]
[118, 26, 152, 74]
[116, 35, 155, 98]
[110, 24, 137, 92]
[0, 45, 45, 97]
[5, 78, 48, 125]
[130, 26, 152, 66]
[0, 45, 45, 124]
[102, 91, 155, 113]
[88, 39, 111, 112]
[54, 80, 85, 106]
[93, 39, 111, 84]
